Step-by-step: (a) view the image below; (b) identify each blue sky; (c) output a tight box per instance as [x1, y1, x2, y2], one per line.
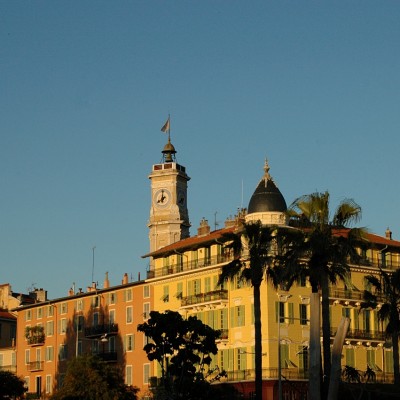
[2, 1, 400, 299]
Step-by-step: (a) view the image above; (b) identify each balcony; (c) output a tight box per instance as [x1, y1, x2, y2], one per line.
[0, 365, 17, 373]
[330, 327, 385, 342]
[224, 367, 309, 382]
[147, 254, 234, 279]
[180, 290, 228, 311]
[27, 334, 45, 346]
[84, 323, 119, 339]
[28, 361, 44, 371]
[97, 351, 118, 363]
[329, 288, 384, 306]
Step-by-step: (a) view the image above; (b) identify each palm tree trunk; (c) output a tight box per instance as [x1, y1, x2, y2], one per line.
[392, 331, 400, 385]
[309, 292, 321, 400]
[321, 273, 331, 397]
[254, 284, 263, 400]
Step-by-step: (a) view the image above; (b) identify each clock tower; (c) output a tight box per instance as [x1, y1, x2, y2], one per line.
[148, 135, 190, 255]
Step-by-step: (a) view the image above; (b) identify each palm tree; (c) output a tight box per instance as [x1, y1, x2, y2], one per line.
[362, 267, 400, 384]
[218, 220, 279, 400]
[276, 191, 364, 399]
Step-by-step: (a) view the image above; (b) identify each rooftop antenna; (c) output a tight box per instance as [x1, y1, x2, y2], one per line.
[214, 212, 220, 230]
[91, 245, 96, 284]
[241, 179, 244, 210]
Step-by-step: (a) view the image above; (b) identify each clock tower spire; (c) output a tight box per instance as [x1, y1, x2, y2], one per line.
[148, 128, 190, 255]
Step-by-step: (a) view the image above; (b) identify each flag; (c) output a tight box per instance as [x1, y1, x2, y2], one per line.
[161, 116, 170, 133]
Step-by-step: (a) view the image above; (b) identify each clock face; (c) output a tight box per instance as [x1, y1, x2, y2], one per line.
[154, 189, 171, 208]
[177, 190, 186, 208]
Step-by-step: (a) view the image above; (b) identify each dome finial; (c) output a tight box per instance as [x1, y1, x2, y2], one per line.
[263, 158, 271, 181]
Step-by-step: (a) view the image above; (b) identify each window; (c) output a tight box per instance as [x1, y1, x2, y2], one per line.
[47, 305, 54, 317]
[162, 286, 169, 303]
[26, 310, 31, 321]
[193, 279, 201, 295]
[298, 345, 309, 372]
[363, 310, 371, 332]
[299, 304, 308, 325]
[125, 288, 132, 302]
[109, 309, 115, 325]
[59, 344, 67, 361]
[25, 349, 30, 364]
[143, 303, 150, 320]
[46, 346, 54, 361]
[126, 365, 132, 386]
[204, 277, 211, 293]
[276, 302, 285, 323]
[231, 305, 245, 327]
[176, 282, 183, 299]
[280, 343, 290, 368]
[342, 307, 351, 319]
[237, 348, 246, 371]
[77, 299, 84, 311]
[92, 296, 100, 308]
[125, 334, 134, 351]
[93, 312, 99, 327]
[37, 307, 43, 319]
[36, 348, 41, 362]
[367, 349, 376, 369]
[77, 340, 82, 356]
[46, 321, 54, 336]
[77, 315, 84, 332]
[143, 364, 150, 384]
[345, 348, 355, 367]
[60, 319, 67, 334]
[143, 285, 150, 298]
[60, 302, 67, 314]
[46, 375, 52, 394]
[288, 302, 294, 324]
[385, 350, 394, 373]
[108, 292, 116, 305]
[126, 306, 133, 323]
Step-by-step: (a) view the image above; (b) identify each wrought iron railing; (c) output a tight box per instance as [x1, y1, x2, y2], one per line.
[28, 361, 44, 371]
[147, 254, 233, 279]
[181, 290, 228, 307]
[84, 323, 118, 338]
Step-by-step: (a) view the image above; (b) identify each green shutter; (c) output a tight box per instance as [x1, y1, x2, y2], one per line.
[288, 303, 294, 324]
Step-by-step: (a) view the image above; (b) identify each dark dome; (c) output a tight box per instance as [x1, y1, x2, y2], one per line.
[247, 160, 287, 213]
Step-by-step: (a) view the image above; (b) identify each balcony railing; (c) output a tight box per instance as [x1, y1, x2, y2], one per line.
[147, 254, 234, 279]
[224, 367, 309, 382]
[27, 334, 45, 346]
[329, 288, 384, 304]
[181, 290, 228, 307]
[97, 351, 118, 362]
[28, 361, 44, 371]
[84, 323, 119, 338]
[330, 327, 385, 341]
[0, 365, 17, 373]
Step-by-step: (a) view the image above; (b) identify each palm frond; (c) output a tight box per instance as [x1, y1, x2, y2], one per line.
[333, 199, 362, 227]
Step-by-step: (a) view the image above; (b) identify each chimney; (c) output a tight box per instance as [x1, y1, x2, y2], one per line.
[386, 227, 392, 240]
[68, 288, 74, 296]
[103, 272, 110, 289]
[197, 218, 211, 237]
[122, 273, 129, 285]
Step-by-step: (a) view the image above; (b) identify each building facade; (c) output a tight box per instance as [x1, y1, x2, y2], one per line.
[15, 276, 153, 398]
[12, 135, 400, 399]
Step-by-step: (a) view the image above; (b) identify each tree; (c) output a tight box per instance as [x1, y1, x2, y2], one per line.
[137, 310, 226, 400]
[276, 191, 364, 400]
[218, 221, 279, 400]
[362, 267, 400, 384]
[0, 370, 27, 399]
[51, 354, 139, 400]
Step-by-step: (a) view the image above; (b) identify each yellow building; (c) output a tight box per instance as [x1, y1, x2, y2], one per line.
[143, 138, 399, 399]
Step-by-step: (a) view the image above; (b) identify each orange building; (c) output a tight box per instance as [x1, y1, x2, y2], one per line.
[15, 274, 153, 398]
